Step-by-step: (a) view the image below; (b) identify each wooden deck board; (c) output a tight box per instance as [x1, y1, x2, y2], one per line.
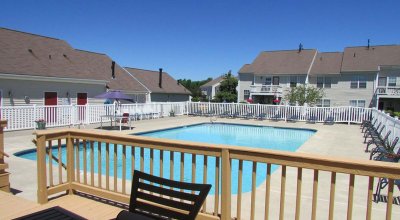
[0, 191, 124, 219]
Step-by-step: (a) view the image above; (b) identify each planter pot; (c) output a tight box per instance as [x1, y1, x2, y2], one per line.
[36, 122, 46, 130]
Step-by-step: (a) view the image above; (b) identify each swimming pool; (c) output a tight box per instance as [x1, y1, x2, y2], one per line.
[16, 123, 315, 194]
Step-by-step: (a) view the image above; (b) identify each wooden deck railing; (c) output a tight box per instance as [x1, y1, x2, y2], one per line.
[0, 120, 10, 193]
[35, 129, 400, 220]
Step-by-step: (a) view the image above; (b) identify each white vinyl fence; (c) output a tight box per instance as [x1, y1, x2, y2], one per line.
[187, 102, 373, 123]
[0, 102, 188, 131]
[371, 108, 400, 145]
[0, 101, 397, 133]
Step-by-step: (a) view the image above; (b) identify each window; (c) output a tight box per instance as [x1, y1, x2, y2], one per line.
[317, 77, 324, 88]
[317, 76, 331, 89]
[316, 99, 330, 107]
[350, 75, 367, 89]
[350, 76, 358, 88]
[244, 90, 250, 100]
[290, 76, 297, 87]
[350, 100, 366, 108]
[388, 77, 397, 87]
[325, 77, 331, 88]
[359, 76, 366, 88]
[265, 77, 272, 85]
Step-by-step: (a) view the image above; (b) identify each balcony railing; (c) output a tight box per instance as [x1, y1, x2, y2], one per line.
[376, 86, 400, 96]
[35, 117, 400, 219]
[249, 85, 282, 94]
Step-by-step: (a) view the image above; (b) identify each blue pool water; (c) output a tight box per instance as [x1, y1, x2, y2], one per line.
[16, 123, 315, 194]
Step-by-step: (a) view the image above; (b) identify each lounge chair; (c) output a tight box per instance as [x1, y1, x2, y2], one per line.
[287, 114, 299, 122]
[245, 112, 254, 119]
[257, 113, 266, 120]
[365, 130, 391, 152]
[220, 111, 230, 118]
[193, 110, 202, 116]
[306, 114, 317, 124]
[205, 110, 215, 117]
[324, 115, 334, 125]
[375, 178, 400, 203]
[272, 113, 282, 121]
[373, 147, 400, 203]
[364, 124, 385, 143]
[361, 118, 376, 131]
[362, 119, 378, 133]
[230, 111, 240, 118]
[370, 137, 399, 160]
[117, 113, 131, 130]
[116, 170, 211, 220]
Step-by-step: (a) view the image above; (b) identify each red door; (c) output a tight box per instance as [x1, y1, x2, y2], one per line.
[44, 92, 57, 123]
[77, 93, 87, 121]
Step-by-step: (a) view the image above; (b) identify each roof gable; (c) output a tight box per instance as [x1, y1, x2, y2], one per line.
[201, 75, 225, 88]
[125, 67, 190, 94]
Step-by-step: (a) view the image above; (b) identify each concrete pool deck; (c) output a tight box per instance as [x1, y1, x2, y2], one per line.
[2, 116, 399, 219]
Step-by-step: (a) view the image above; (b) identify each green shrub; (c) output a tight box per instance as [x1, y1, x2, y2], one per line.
[393, 112, 400, 118]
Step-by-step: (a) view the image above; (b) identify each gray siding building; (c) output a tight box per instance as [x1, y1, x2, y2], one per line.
[0, 27, 190, 106]
[238, 45, 400, 110]
[124, 67, 191, 102]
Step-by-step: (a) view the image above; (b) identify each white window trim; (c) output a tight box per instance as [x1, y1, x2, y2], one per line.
[316, 98, 331, 107]
[317, 76, 331, 88]
[289, 75, 305, 87]
[351, 75, 367, 89]
[388, 76, 397, 87]
[349, 99, 366, 108]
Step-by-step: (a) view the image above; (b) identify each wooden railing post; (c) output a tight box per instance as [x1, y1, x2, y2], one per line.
[66, 133, 75, 195]
[0, 120, 6, 164]
[36, 134, 48, 204]
[221, 149, 231, 220]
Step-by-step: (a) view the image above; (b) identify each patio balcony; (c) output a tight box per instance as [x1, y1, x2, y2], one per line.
[376, 86, 400, 97]
[20, 128, 400, 220]
[249, 85, 282, 96]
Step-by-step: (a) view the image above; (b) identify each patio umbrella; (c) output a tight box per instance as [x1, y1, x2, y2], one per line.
[94, 90, 133, 101]
[95, 90, 134, 117]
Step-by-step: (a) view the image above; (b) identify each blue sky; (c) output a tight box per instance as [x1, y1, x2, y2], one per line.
[1, 0, 399, 80]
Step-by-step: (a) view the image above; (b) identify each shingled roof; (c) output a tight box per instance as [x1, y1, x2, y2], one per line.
[73, 49, 148, 92]
[309, 52, 343, 75]
[341, 45, 400, 72]
[200, 75, 225, 88]
[124, 67, 190, 94]
[0, 27, 148, 92]
[241, 49, 317, 75]
[238, 64, 252, 73]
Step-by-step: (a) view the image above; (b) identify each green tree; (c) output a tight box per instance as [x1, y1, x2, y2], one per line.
[283, 85, 324, 106]
[215, 71, 238, 102]
[178, 77, 212, 101]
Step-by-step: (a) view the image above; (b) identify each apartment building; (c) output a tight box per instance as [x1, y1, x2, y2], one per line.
[238, 45, 400, 111]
